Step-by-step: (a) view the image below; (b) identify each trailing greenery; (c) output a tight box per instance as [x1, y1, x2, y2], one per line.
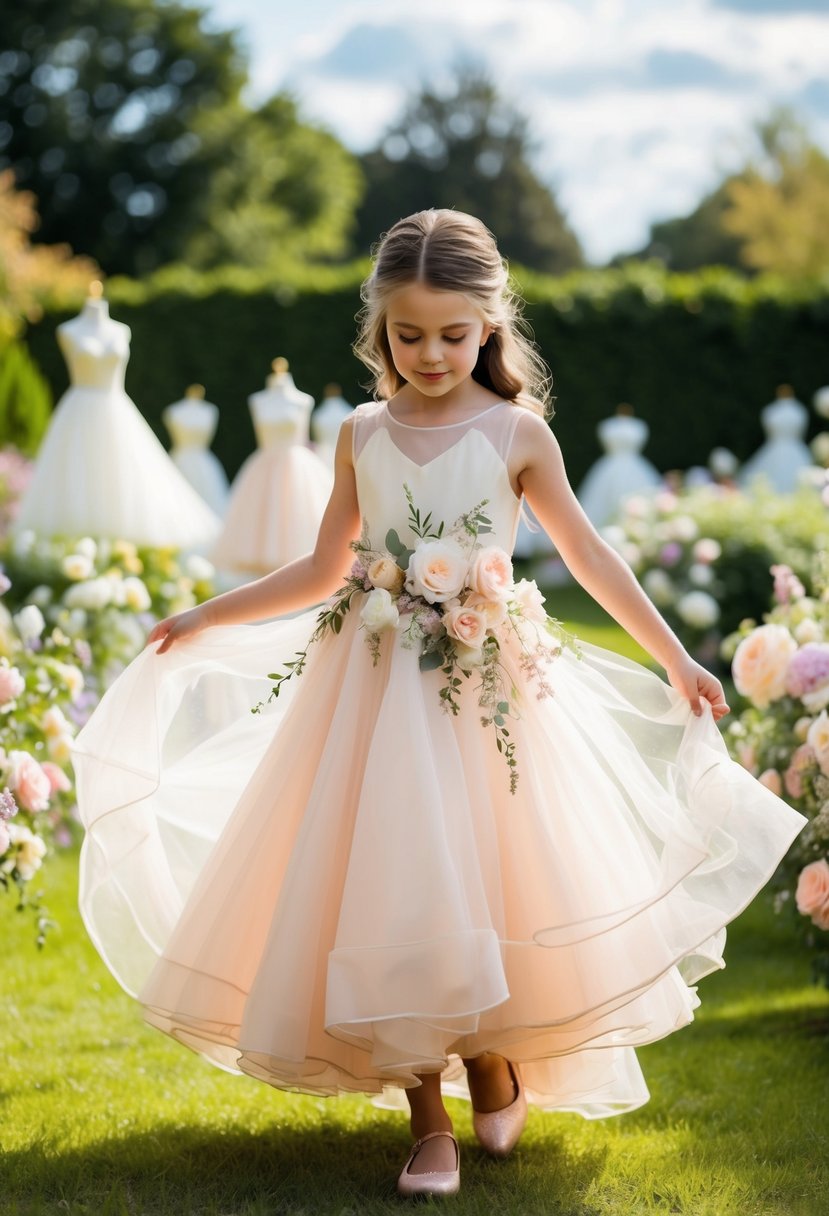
[2, 845, 827, 1216]
[23, 261, 829, 485]
[0, 340, 53, 454]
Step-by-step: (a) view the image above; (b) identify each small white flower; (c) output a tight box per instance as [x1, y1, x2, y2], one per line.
[13, 604, 45, 642]
[42, 705, 73, 738]
[689, 563, 715, 588]
[75, 537, 98, 560]
[7, 822, 47, 880]
[54, 662, 85, 703]
[61, 553, 94, 581]
[184, 554, 215, 582]
[642, 568, 674, 606]
[676, 590, 720, 629]
[64, 577, 114, 611]
[692, 538, 722, 564]
[122, 577, 151, 612]
[360, 587, 399, 633]
[30, 585, 53, 607]
[454, 641, 486, 669]
[668, 515, 699, 543]
[794, 618, 822, 646]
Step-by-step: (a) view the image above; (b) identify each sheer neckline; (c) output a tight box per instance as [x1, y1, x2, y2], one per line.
[384, 400, 508, 431]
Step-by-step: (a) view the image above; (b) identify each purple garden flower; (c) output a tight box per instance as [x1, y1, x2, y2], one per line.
[785, 643, 829, 699]
[0, 787, 18, 820]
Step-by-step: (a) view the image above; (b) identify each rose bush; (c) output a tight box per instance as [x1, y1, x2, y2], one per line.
[723, 555, 829, 986]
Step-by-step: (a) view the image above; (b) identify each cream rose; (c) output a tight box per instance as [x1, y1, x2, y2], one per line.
[463, 592, 507, 628]
[454, 641, 486, 670]
[367, 557, 405, 594]
[405, 539, 468, 604]
[7, 823, 47, 881]
[732, 624, 798, 708]
[468, 546, 513, 603]
[512, 578, 547, 623]
[807, 710, 829, 777]
[795, 859, 829, 930]
[359, 587, 399, 633]
[444, 605, 488, 648]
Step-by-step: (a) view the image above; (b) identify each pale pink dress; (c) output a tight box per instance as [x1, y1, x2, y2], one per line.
[72, 401, 805, 1118]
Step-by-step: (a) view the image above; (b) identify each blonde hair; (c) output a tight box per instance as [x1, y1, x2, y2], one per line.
[354, 209, 553, 417]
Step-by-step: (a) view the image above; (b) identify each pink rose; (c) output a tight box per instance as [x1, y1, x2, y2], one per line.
[0, 663, 25, 707]
[6, 750, 51, 813]
[468, 546, 513, 603]
[444, 605, 488, 648]
[732, 624, 798, 708]
[41, 762, 71, 795]
[405, 539, 468, 604]
[783, 743, 815, 799]
[758, 768, 782, 796]
[795, 859, 829, 930]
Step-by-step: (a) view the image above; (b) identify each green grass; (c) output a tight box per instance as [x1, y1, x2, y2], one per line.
[542, 580, 654, 665]
[2, 848, 828, 1216]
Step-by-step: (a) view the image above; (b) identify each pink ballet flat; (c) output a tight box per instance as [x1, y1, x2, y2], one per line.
[472, 1060, 527, 1158]
[396, 1130, 461, 1197]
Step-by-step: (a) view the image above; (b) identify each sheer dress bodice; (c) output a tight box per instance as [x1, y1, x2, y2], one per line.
[352, 400, 525, 554]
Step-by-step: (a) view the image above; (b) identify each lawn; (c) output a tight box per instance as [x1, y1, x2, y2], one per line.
[2, 585, 827, 1216]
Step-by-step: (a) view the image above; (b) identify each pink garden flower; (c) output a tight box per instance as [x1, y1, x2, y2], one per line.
[783, 743, 816, 800]
[771, 564, 806, 605]
[0, 663, 25, 707]
[785, 643, 829, 704]
[6, 750, 51, 813]
[41, 762, 71, 795]
[795, 859, 829, 931]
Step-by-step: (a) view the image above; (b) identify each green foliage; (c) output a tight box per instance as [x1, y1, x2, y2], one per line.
[0, 340, 52, 453]
[24, 261, 829, 487]
[0, 0, 247, 277]
[355, 64, 584, 274]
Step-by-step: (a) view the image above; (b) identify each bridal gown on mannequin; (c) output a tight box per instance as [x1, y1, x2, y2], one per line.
[311, 383, 353, 470]
[739, 386, 814, 494]
[211, 359, 333, 576]
[13, 290, 221, 549]
[577, 408, 661, 528]
[163, 385, 230, 517]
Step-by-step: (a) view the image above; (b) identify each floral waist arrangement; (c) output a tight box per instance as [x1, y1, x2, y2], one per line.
[256, 485, 578, 791]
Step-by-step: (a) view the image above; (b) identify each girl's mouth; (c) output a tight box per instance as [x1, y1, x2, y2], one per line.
[418, 372, 447, 381]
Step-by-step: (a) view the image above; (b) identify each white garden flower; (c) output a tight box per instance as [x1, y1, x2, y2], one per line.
[13, 604, 45, 642]
[75, 537, 98, 560]
[184, 554, 215, 582]
[794, 618, 823, 645]
[692, 538, 722, 564]
[29, 585, 53, 607]
[642, 568, 674, 606]
[360, 587, 400, 632]
[676, 590, 720, 630]
[64, 577, 114, 611]
[689, 563, 715, 588]
[42, 705, 73, 738]
[5, 823, 47, 880]
[122, 577, 152, 613]
[61, 553, 94, 581]
[668, 515, 699, 543]
[807, 711, 829, 777]
[54, 661, 85, 703]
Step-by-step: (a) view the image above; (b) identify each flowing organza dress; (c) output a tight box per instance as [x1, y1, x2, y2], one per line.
[72, 401, 806, 1119]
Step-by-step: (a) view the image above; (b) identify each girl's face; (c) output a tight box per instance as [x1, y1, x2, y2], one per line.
[385, 284, 493, 399]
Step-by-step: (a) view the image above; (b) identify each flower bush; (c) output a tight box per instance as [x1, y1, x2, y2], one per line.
[722, 556, 829, 986]
[604, 482, 829, 666]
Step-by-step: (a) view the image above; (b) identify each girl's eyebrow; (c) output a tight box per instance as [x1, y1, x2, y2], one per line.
[391, 321, 474, 331]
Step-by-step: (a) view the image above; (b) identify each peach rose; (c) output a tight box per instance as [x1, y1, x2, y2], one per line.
[6, 750, 51, 813]
[795, 859, 829, 930]
[463, 592, 507, 628]
[732, 624, 798, 708]
[367, 557, 405, 594]
[443, 605, 488, 648]
[41, 762, 71, 795]
[784, 743, 816, 799]
[405, 539, 468, 604]
[758, 768, 782, 796]
[807, 711, 829, 777]
[0, 663, 25, 708]
[468, 546, 513, 603]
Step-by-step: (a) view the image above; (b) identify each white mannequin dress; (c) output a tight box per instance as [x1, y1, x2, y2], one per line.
[211, 363, 333, 575]
[14, 299, 221, 549]
[163, 388, 230, 517]
[739, 391, 814, 494]
[310, 386, 353, 470]
[577, 413, 662, 527]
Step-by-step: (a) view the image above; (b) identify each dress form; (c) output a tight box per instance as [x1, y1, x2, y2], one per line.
[13, 283, 221, 549]
[739, 385, 813, 494]
[576, 404, 662, 527]
[211, 358, 333, 576]
[163, 384, 230, 516]
[310, 383, 353, 469]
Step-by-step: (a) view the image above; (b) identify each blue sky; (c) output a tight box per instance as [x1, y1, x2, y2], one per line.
[203, 0, 829, 263]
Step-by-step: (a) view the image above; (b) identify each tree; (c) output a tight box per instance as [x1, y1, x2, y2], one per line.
[355, 66, 583, 274]
[0, 0, 246, 276]
[722, 111, 829, 277]
[627, 183, 744, 271]
[184, 95, 364, 270]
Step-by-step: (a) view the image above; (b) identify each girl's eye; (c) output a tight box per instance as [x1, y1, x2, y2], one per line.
[444, 336, 465, 344]
[396, 335, 465, 345]
[398, 336, 419, 345]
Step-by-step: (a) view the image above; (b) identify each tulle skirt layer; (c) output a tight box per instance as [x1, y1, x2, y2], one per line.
[72, 605, 805, 1118]
[211, 446, 332, 574]
[15, 387, 221, 549]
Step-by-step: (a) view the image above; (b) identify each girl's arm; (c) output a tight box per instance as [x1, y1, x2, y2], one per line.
[512, 412, 729, 719]
[149, 418, 361, 653]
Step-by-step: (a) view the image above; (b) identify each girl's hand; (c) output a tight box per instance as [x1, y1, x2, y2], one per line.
[665, 654, 730, 721]
[146, 605, 211, 654]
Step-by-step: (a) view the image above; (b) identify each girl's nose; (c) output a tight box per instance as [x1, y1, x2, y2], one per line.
[421, 340, 443, 365]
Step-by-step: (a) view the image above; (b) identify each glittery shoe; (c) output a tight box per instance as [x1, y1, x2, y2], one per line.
[471, 1060, 527, 1158]
[396, 1130, 461, 1197]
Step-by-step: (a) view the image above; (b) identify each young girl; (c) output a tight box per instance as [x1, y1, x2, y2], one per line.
[72, 209, 805, 1199]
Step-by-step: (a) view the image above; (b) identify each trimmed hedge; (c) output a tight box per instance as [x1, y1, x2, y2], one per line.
[23, 262, 829, 485]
